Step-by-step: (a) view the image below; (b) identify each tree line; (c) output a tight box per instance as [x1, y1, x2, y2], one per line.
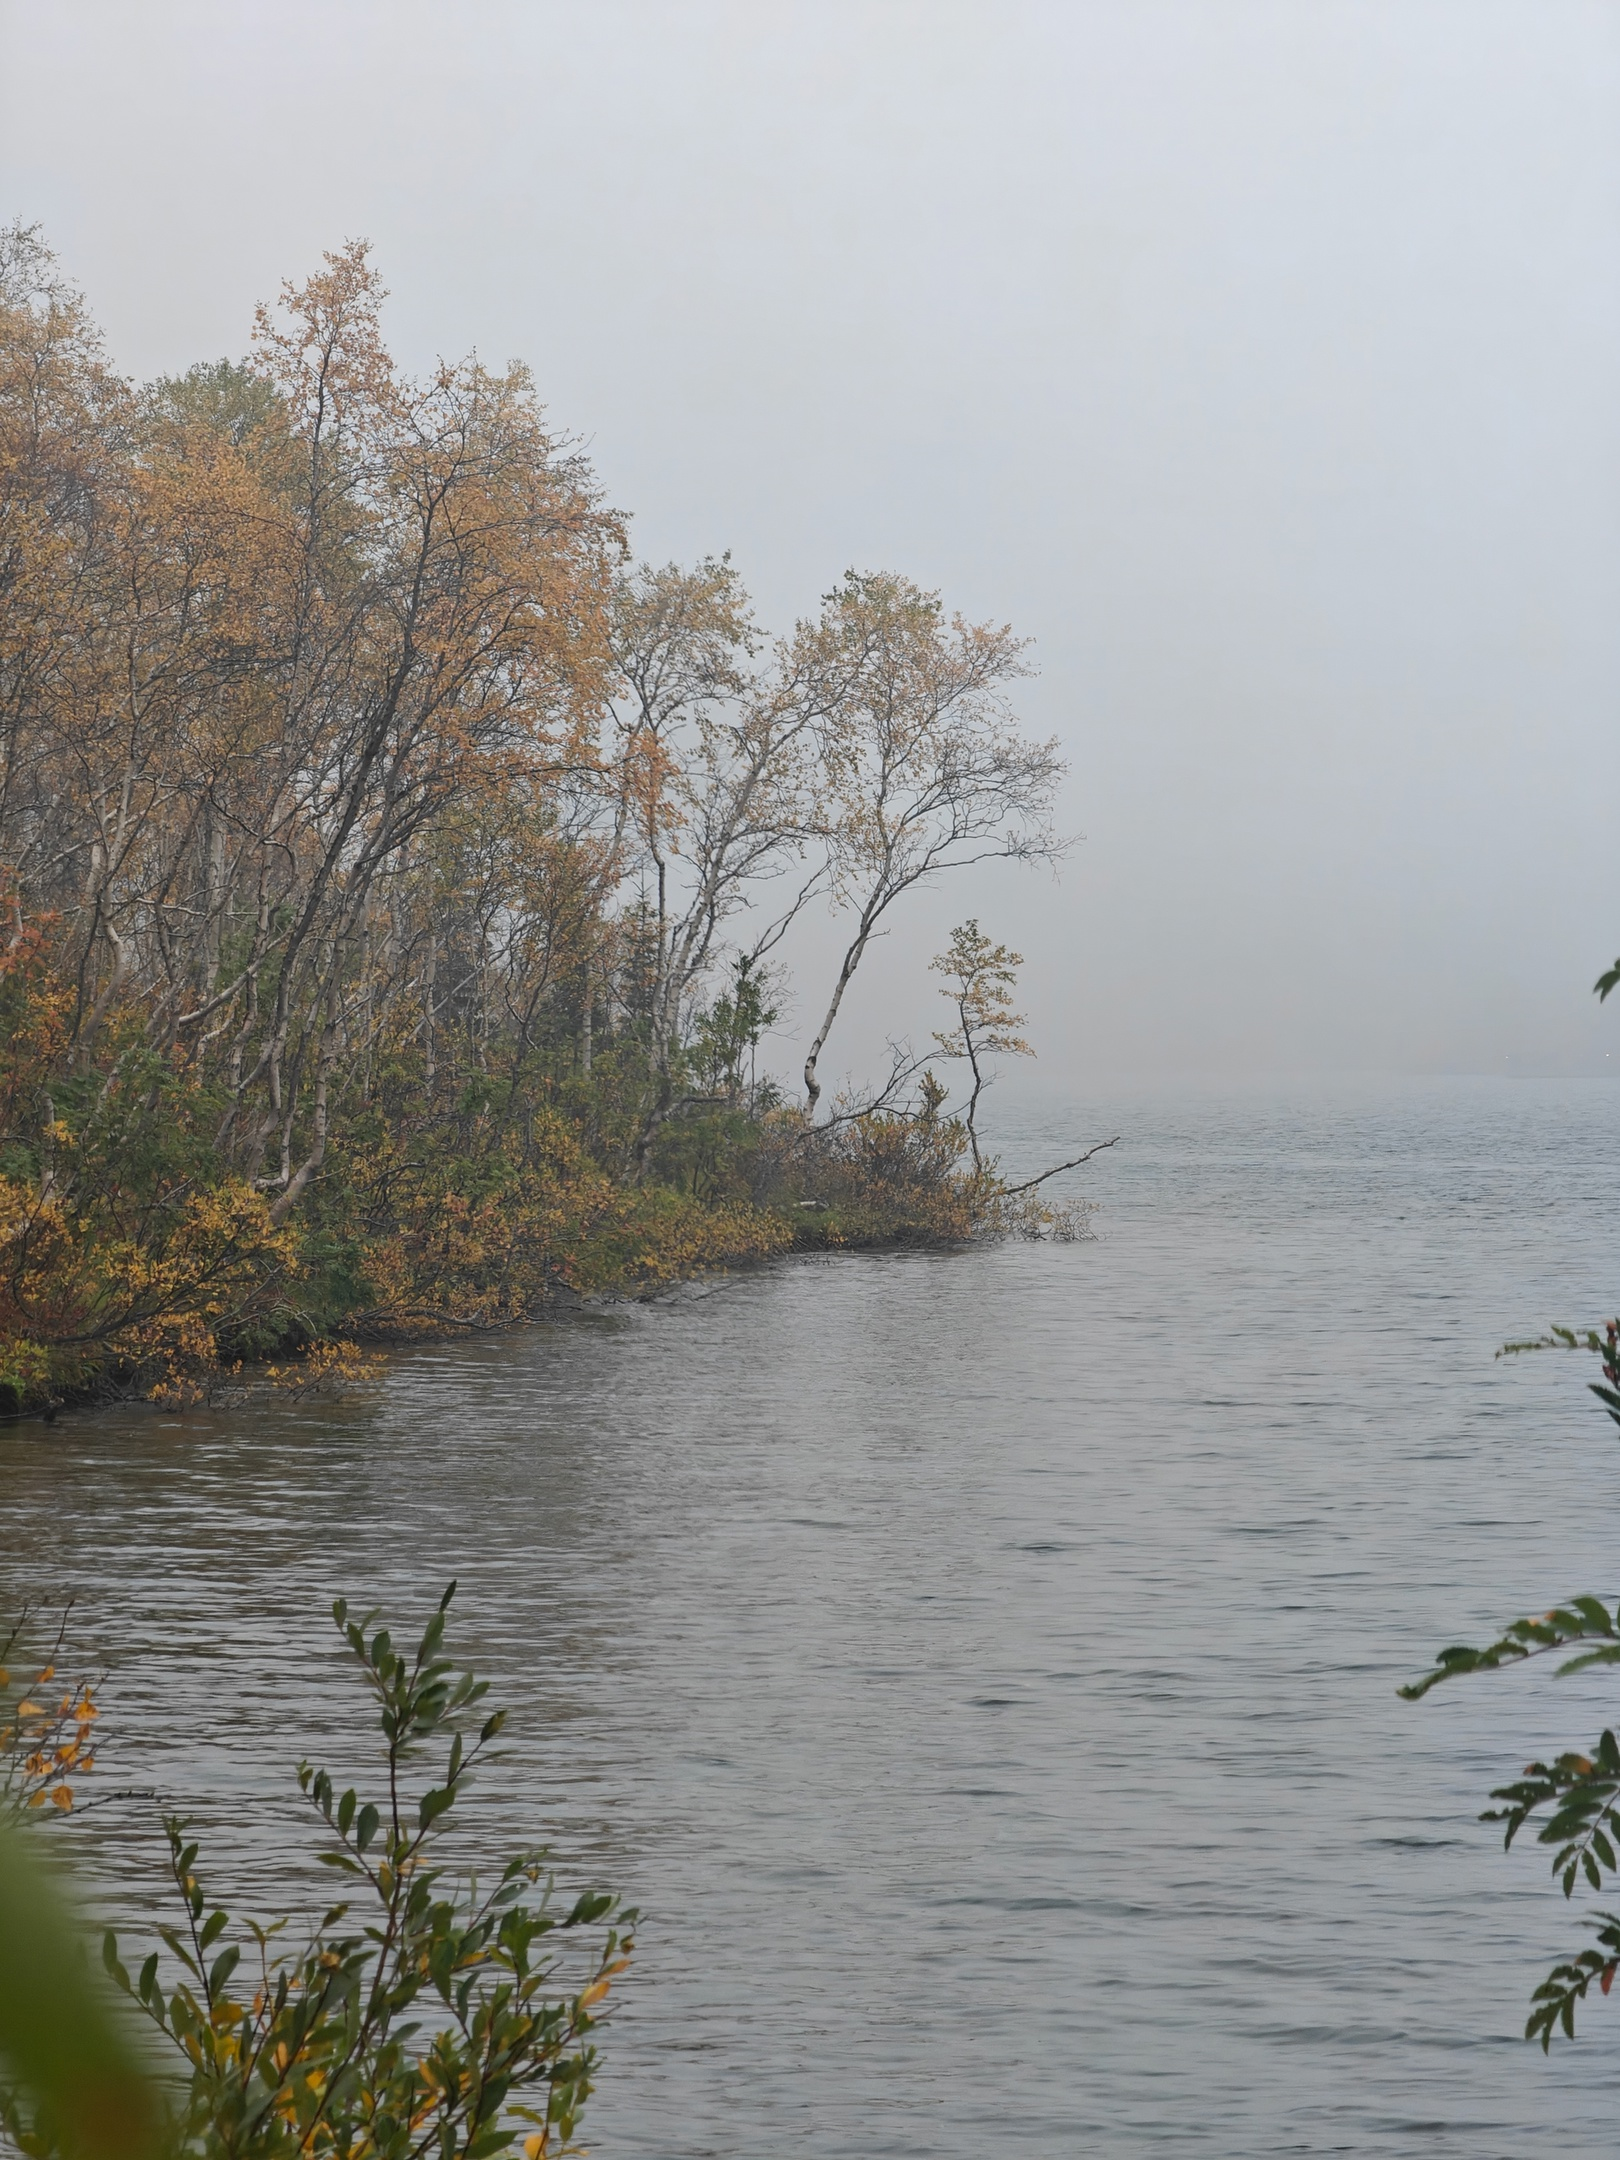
[0, 225, 1071, 1408]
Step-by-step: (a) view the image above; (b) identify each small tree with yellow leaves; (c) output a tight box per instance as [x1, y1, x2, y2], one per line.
[930, 921, 1033, 1170]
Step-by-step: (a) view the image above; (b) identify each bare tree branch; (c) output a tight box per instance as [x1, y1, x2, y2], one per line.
[998, 1135, 1120, 1196]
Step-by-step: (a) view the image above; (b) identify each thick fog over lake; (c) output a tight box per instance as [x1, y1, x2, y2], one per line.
[10, 13, 1620, 2154]
[4, 0, 1616, 1092]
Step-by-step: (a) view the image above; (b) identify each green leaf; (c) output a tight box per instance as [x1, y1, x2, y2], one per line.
[100, 1932, 130, 1995]
[418, 1787, 455, 1832]
[157, 1926, 198, 1976]
[565, 1891, 613, 1927]
[1557, 1647, 1620, 1677]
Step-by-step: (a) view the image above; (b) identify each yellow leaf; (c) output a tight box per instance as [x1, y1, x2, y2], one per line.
[49, 1786, 72, 1811]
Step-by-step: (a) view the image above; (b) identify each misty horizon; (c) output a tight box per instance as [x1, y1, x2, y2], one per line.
[4, 0, 1616, 1084]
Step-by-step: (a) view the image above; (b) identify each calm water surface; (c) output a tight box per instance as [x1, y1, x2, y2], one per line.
[5, 1076, 1620, 2156]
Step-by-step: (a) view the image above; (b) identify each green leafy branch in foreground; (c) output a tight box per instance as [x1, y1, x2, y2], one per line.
[1402, 1319, 1620, 2050]
[3, 1583, 634, 2158]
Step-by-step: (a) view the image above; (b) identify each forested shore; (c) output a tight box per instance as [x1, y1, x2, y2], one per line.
[0, 227, 1079, 1416]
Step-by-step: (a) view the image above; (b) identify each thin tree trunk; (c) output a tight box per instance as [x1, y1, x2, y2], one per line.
[802, 914, 878, 1119]
[963, 1027, 986, 1170]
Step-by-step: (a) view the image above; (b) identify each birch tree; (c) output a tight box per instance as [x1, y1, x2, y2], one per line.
[0, 234, 621, 1220]
[793, 570, 1062, 1118]
[605, 557, 823, 1172]
[930, 919, 1032, 1169]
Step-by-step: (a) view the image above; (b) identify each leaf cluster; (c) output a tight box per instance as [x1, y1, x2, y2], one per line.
[1403, 1316, 1620, 2048]
[0, 1603, 99, 1824]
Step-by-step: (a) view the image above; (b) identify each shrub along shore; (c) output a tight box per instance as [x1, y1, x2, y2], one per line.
[1, 917, 1056, 1417]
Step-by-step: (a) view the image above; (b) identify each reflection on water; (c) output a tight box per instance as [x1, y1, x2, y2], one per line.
[4, 1077, 1620, 2157]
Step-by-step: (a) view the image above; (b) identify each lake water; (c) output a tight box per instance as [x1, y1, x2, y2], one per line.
[5, 1076, 1620, 2156]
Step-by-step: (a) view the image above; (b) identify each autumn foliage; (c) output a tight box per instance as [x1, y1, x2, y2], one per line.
[0, 226, 1066, 1412]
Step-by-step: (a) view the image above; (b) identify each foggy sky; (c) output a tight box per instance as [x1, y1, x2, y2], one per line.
[3, 0, 1617, 1088]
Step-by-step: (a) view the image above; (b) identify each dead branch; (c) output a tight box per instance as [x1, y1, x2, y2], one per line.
[998, 1135, 1120, 1196]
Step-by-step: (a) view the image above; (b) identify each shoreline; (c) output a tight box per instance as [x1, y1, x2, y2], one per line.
[7, 1228, 983, 1431]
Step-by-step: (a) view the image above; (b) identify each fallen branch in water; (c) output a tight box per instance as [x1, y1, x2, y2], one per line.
[998, 1135, 1120, 1197]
